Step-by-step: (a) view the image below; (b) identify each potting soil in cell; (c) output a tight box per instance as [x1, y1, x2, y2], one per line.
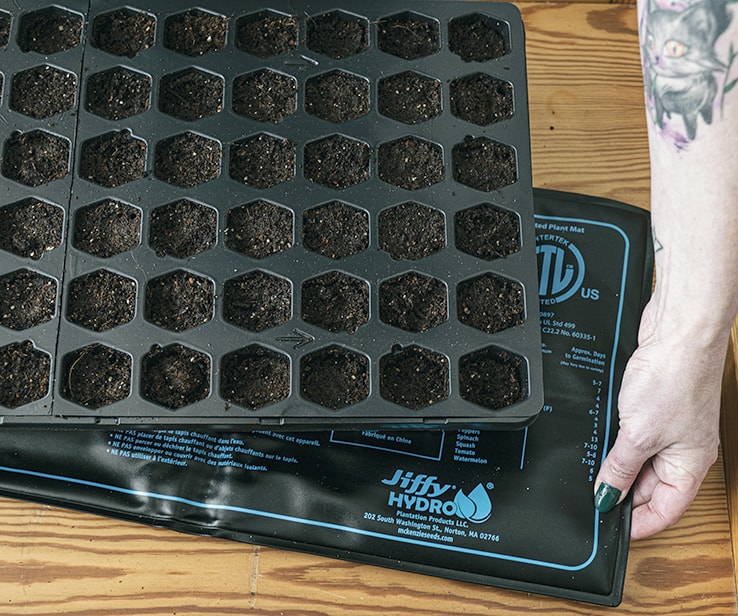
[0, 1, 542, 429]
[0, 190, 654, 605]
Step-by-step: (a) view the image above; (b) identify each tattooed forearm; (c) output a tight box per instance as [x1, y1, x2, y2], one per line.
[641, 0, 735, 145]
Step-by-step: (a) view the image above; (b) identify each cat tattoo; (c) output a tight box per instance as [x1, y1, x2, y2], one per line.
[643, 0, 736, 142]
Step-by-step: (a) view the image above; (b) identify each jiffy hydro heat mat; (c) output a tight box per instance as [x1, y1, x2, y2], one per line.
[0, 190, 654, 605]
[0, 0, 542, 429]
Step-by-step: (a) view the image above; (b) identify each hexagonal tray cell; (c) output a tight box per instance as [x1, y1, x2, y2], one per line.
[144, 270, 214, 332]
[303, 201, 369, 259]
[449, 13, 510, 62]
[223, 270, 292, 332]
[304, 135, 370, 189]
[378, 136, 444, 190]
[379, 271, 448, 332]
[232, 69, 297, 124]
[220, 344, 291, 409]
[66, 269, 137, 332]
[306, 10, 369, 59]
[90, 8, 156, 58]
[80, 130, 147, 188]
[10, 65, 77, 119]
[455, 203, 520, 260]
[459, 346, 527, 410]
[0, 340, 51, 409]
[377, 11, 441, 60]
[302, 271, 369, 333]
[0, 269, 57, 331]
[62, 343, 132, 409]
[85, 67, 151, 121]
[235, 10, 298, 58]
[225, 200, 293, 259]
[141, 344, 211, 410]
[18, 7, 83, 55]
[451, 73, 514, 126]
[163, 9, 227, 57]
[0, 198, 64, 260]
[149, 199, 217, 259]
[159, 69, 224, 121]
[300, 345, 370, 409]
[457, 273, 524, 333]
[0, 11, 10, 48]
[377, 72, 442, 124]
[73, 199, 142, 258]
[305, 70, 370, 123]
[154, 132, 221, 188]
[380, 344, 449, 410]
[2, 130, 70, 187]
[378, 202, 445, 261]
[229, 133, 295, 189]
[452, 136, 517, 192]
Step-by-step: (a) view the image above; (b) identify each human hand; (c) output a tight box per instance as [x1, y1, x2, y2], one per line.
[593, 301, 724, 539]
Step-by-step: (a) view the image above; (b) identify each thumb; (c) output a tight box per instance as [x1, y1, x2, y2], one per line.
[593, 433, 652, 513]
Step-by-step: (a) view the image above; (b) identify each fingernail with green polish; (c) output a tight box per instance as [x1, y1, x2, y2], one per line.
[594, 483, 622, 513]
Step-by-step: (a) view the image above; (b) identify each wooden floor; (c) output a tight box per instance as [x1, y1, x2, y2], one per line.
[1, 2, 737, 614]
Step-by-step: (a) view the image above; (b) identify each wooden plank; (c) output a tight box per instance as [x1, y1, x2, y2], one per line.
[721, 321, 738, 594]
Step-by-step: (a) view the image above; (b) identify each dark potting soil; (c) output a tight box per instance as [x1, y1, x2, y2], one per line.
[2, 130, 70, 187]
[163, 9, 227, 57]
[378, 201, 446, 261]
[306, 12, 369, 59]
[90, 8, 156, 58]
[458, 347, 526, 409]
[235, 12, 298, 58]
[0, 269, 56, 331]
[73, 199, 142, 258]
[0, 340, 51, 409]
[232, 69, 297, 124]
[454, 203, 520, 260]
[304, 135, 370, 189]
[149, 199, 217, 259]
[80, 130, 147, 188]
[305, 70, 370, 123]
[452, 136, 517, 192]
[302, 201, 369, 260]
[457, 273, 524, 333]
[378, 137, 443, 190]
[144, 270, 214, 332]
[229, 133, 295, 189]
[223, 271, 292, 332]
[379, 272, 448, 332]
[300, 345, 369, 409]
[225, 200, 293, 259]
[85, 67, 152, 121]
[154, 132, 221, 188]
[376, 13, 441, 60]
[0, 198, 64, 260]
[18, 7, 83, 55]
[10, 65, 77, 119]
[141, 344, 211, 409]
[159, 69, 224, 121]
[450, 73, 514, 126]
[448, 14, 509, 62]
[66, 269, 136, 333]
[301, 271, 369, 334]
[379, 344, 449, 410]
[63, 343, 132, 408]
[377, 72, 442, 124]
[220, 344, 291, 409]
[0, 11, 10, 48]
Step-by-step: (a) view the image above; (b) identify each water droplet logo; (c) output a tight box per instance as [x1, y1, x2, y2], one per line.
[537, 237, 585, 305]
[454, 483, 493, 523]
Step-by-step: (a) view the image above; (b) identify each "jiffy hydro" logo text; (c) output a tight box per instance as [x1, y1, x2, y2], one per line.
[381, 469, 493, 524]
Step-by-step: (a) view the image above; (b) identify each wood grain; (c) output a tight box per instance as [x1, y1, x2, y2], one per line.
[0, 3, 735, 615]
[721, 320, 738, 594]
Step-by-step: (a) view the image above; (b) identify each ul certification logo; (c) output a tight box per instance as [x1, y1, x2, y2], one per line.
[537, 237, 585, 304]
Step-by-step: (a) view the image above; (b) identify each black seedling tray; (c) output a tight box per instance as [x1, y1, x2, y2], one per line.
[0, 0, 542, 429]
